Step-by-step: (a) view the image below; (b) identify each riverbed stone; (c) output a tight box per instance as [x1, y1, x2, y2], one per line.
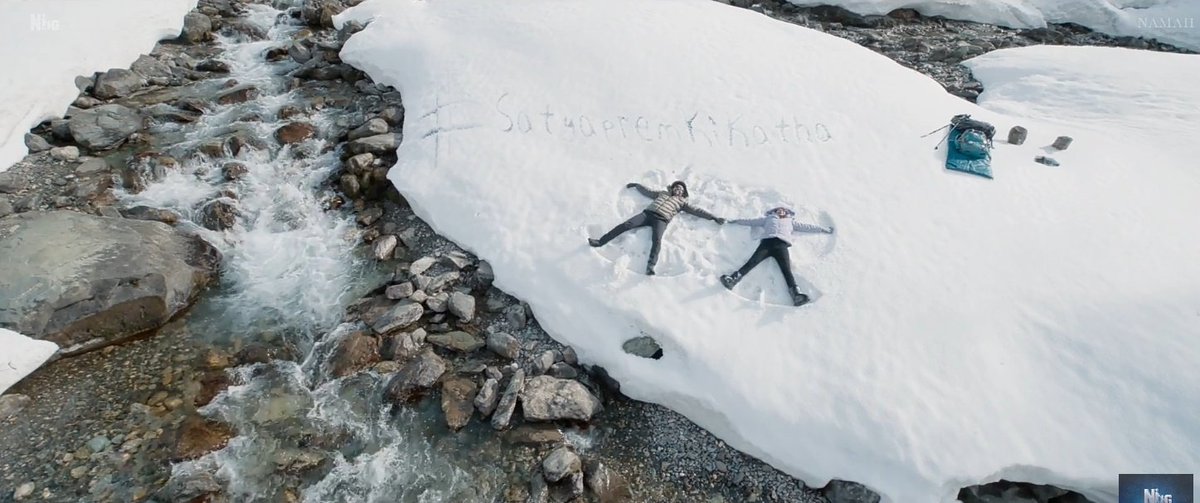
[0, 211, 219, 352]
[346, 152, 374, 174]
[385, 282, 414, 300]
[426, 292, 449, 313]
[348, 118, 389, 141]
[222, 161, 249, 181]
[0, 394, 32, 420]
[409, 256, 436, 276]
[551, 472, 586, 503]
[622, 336, 662, 359]
[486, 332, 520, 359]
[427, 331, 484, 353]
[441, 377, 477, 431]
[373, 234, 398, 261]
[385, 350, 447, 402]
[49, 146, 80, 162]
[491, 369, 524, 430]
[120, 206, 181, 225]
[275, 121, 317, 144]
[217, 85, 259, 105]
[345, 133, 399, 156]
[68, 104, 143, 151]
[532, 350, 556, 375]
[447, 292, 475, 322]
[173, 416, 233, 461]
[474, 377, 500, 417]
[367, 300, 424, 334]
[529, 470, 550, 503]
[585, 460, 633, 503]
[822, 479, 880, 503]
[541, 447, 581, 483]
[520, 376, 602, 422]
[180, 12, 213, 43]
[548, 362, 578, 380]
[93, 68, 143, 99]
[24, 133, 51, 153]
[198, 197, 239, 231]
[328, 331, 380, 378]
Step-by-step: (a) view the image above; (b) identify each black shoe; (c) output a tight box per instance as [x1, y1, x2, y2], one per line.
[588, 238, 602, 247]
[720, 272, 742, 290]
[790, 287, 810, 307]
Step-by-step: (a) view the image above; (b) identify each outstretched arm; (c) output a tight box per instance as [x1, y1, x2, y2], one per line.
[625, 183, 662, 198]
[682, 204, 722, 223]
[793, 221, 833, 234]
[730, 217, 767, 227]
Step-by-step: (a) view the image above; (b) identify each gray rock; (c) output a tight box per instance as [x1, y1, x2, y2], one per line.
[357, 207, 383, 226]
[409, 290, 428, 304]
[68, 104, 143, 151]
[130, 55, 173, 81]
[622, 336, 662, 359]
[541, 447, 581, 483]
[1007, 126, 1028, 145]
[397, 227, 419, 249]
[73, 95, 103, 109]
[441, 377, 477, 431]
[0, 173, 24, 193]
[195, 60, 230, 73]
[346, 133, 399, 156]
[505, 303, 528, 328]
[379, 106, 404, 126]
[447, 292, 475, 322]
[385, 350, 446, 402]
[474, 377, 500, 417]
[24, 134, 51, 153]
[348, 118, 389, 141]
[485, 366, 503, 381]
[550, 471, 585, 503]
[426, 271, 461, 293]
[368, 301, 424, 334]
[426, 331, 484, 353]
[426, 292, 449, 313]
[222, 162, 249, 181]
[409, 256, 436, 276]
[520, 376, 603, 422]
[443, 251, 472, 270]
[0, 394, 32, 420]
[532, 350, 557, 376]
[373, 235, 398, 261]
[1052, 136, 1073, 150]
[548, 363, 578, 380]
[216, 85, 259, 106]
[13, 482, 34, 500]
[490, 369, 524, 430]
[49, 146, 80, 162]
[822, 479, 880, 503]
[476, 260, 494, 284]
[339, 174, 361, 198]
[0, 211, 219, 352]
[161, 467, 221, 501]
[529, 469, 550, 503]
[197, 198, 239, 231]
[385, 282, 414, 300]
[75, 158, 109, 176]
[120, 206, 181, 225]
[585, 460, 633, 503]
[86, 435, 112, 453]
[180, 12, 213, 43]
[561, 346, 578, 365]
[0, 199, 12, 218]
[71, 176, 111, 200]
[93, 68, 142, 99]
[486, 332, 520, 359]
[289, 42, 313, 64]
[346, 153, 375, 174]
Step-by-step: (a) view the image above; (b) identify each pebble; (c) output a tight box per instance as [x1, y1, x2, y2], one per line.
[13, 482, 34, 500]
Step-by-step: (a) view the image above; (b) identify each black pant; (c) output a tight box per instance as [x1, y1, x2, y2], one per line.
[736, 238, 796, 289]
[597, 210, 668, 268]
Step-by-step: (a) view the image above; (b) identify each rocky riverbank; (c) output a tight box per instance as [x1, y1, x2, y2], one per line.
[1, 1, 1167, 502]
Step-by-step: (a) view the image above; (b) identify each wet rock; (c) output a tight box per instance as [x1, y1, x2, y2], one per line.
[346, 152, 375, 174]
[506, 424, 563, 446]
[226, 131, 265, 157]
[541, 447, 581, 483]
[379, 106, 404, 126]
[385, 282, 414, 300]
[529, 470, 550, 503]
[486, 331, 520, 359]
[441, 377, 477, 431]
[385, 350, 447, 402]
[301, 0, 345, 28]
[551, 472, 586, 503]
[339, 173, 361, 198]
[265, 46, 290, 62]
[357, 206, 383, 226]
[93, 68, 142, 99]
[0, 211, 219, 352]
[532, 350, 557, 375]
[195, 369, 231, 407]
[622, 336, 662, 359]
[474, 377, 500, 417]
[0, 173, 22, 193]
[289, 42, 313, 64]
[491, 369, 524, 430]
[75, 157, 108, 175]
[548, 363, 578, 380]
[447, 292, 475, 322]
[346, 133, 399, 156]
[0, 394, 32, 420]
[24, 133, 51, 153]
[485, 366, 503, 381]
[426, 331, 484, 353]
[426, 292, 449, 313]
[198, 197, 239, 231]
[275, 121, 317, 144]
[180, 12, 213, 43]
[366, 300, 424, 334]
[520, 376, 603, 422]
[216, 85, 259, 105]
[195, 59, 231, 73]
[585, 460, 633, 503]
[328, 331, 380, 378]
[68, 104, 142, 151]
[49, 146, 80, 161]
[348, 118, 389, 141]
[374, 234, 398, 261]
[120, 205, 181, 225]
[0, 199, 12, 218]
[383, 331, 421, 361]
[122, 153, 178, 192]
[222, 161, 249, 181]
[160, 466, 221, 501]
[130, 54, 172, 81]
[823, 479, 880, 503]
[505, 303, 528, 328]
[173, 416, 234, 461]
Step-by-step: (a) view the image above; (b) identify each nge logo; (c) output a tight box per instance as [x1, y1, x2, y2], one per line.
[1119, 474, 1193, 503]
[1145, 488, 1174, 503]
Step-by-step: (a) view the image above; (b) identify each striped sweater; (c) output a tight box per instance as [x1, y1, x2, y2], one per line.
[630, 184, 719, 222]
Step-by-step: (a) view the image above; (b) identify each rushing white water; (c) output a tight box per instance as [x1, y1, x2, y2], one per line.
[125, 3, 487, 500]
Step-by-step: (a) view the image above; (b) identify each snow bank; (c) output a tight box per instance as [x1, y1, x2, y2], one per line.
[335, 0, 1200, 501]
[0, 0, 198, 172]
[787, 0, 1200, 51]
[0, 328, 57, 394]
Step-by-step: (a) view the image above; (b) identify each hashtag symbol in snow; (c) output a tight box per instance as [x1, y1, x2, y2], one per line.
[418, 94, 483, 169]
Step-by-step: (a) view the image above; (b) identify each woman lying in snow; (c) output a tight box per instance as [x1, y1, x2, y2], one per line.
[589, 180, 724, 275]
[720, 206, 833, 306]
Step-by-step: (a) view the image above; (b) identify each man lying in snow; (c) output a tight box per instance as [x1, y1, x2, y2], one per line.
[589, 180, 725, 275]
[720, 206, 833, 306]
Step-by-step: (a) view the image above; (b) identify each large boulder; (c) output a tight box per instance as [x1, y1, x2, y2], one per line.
[0, 211, 220, 353]
[384, 350, 446, 403]
[67, 104, 143, 151]
[520, 376, 603, 422]
[179, 12, 213, 43]
[426, 331, 484, 353]
[327, 331, 379, 378]
[541, 447, 581, 483]
[345, 133, 399, 156]
[584, 460, 633, 503]
[93, 68, 143, 100]
[440, 377, 477, 431]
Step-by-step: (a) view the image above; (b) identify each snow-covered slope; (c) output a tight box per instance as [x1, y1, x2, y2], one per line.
[335, 1, 1200, 501]
[787, 0, 1200, 51]
[0, 328, 57, 395]
[0, 0, 198, 172]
